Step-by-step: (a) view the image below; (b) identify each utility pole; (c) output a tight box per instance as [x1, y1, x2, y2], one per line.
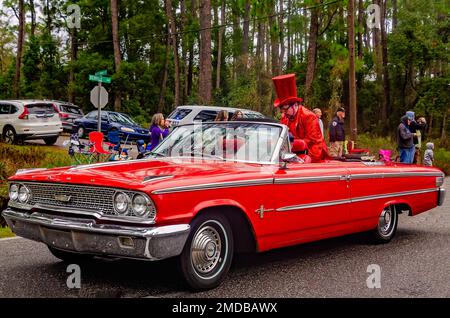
[348, 0, 357, 141]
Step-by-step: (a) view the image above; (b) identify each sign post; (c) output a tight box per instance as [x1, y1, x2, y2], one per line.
[89, 70, 111, 132]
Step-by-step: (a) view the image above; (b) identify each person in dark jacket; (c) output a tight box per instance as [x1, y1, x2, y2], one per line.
[328, 107, 346, 157]
[148, 113, 170, 151]
[398, 115, 416, 163]
[405, 111, 427, 164]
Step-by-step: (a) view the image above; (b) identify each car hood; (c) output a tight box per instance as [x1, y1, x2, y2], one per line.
[9, 158, 273, 193]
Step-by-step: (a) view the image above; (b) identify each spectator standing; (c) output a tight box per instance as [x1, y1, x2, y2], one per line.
[312, 108, 324, 137]
[397, 115, 416, 163]
[405, 111, 427, 164]
[148, 113, 170, 151]
[423, 142, 434, 166]
[328, 107, 346, 157]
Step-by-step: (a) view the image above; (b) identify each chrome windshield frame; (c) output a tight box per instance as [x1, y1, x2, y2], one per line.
[150, 121, 289, 165]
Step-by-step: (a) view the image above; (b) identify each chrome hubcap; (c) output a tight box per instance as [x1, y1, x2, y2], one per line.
[191, 225, 222, 274]
[379, 207, 394, 235]
[4, 130, 13, 143]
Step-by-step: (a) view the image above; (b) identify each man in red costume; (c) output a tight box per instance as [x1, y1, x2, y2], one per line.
[272, 74, 329, 162]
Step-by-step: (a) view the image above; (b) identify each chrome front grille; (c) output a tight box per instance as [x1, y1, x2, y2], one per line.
[22, 182, 155, 219]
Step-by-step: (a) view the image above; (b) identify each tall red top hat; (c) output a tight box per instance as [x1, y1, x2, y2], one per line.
[272, 74, 303, 107]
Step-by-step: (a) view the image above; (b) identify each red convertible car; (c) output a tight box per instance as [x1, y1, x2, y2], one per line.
[2, 121, 446, 290]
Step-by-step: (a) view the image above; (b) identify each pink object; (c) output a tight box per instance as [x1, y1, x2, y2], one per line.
[379, 149, 392, 162]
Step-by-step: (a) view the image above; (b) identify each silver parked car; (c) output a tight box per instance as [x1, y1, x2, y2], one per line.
[51, 100, 84, 132]
[0, 100, 62, 145]
[166, 105, 267, 127]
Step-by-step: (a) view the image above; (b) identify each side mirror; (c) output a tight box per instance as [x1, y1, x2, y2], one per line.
[279, 152, 298, 170]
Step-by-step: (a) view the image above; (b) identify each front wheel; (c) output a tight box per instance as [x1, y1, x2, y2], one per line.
[371, 205, 398, 244]
[178, 212, 234, 290]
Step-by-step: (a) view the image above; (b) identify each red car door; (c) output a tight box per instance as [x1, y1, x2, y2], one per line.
[262, 162, 351, 249]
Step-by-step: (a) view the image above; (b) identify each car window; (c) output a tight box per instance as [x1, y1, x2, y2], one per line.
[0, 104, 10, 115]
[26, 103, 56, 115]
[86, 112, 97, 119]
[109, 112, 136, 125]
[244, 112, 265, 119]
[10, 105, 18, 114]
[168, 108, 192, 120]
[194, 110, 219, 122]
[61, 104, 82, 115]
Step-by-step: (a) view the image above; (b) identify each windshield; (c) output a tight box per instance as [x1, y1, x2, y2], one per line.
[109, 112, 138, 125]
[149, 122, 283, 163]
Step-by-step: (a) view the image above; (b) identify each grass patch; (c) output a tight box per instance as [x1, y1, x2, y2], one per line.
[0, 226, 14, 238]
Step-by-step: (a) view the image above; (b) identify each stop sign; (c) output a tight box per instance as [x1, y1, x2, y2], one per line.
[90, 86, 108, 109]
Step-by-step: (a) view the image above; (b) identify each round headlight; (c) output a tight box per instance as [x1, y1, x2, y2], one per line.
[9, 184, 19, 201]
[18, 185, 30, 203]
[132, 194, 150, 217]
[114, 192, 130, 215]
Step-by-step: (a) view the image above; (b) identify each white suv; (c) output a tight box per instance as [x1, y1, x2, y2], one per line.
[0, 100, 63, 145]
[166, 105, 267, 127]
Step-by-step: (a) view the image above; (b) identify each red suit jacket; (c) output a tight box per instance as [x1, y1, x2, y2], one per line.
[281, 106, 330, 162]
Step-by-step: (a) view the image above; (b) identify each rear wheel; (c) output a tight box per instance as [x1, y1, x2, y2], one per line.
[43, 136, 58, 145]
[178, 212, 234, 290]
[48, 246, 94, 263]
[2, 126, 17, 144]
[371, 205, 398, 244]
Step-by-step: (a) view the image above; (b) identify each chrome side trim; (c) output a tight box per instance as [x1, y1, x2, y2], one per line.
[350, 172, 443, 180]
[275, 175, 343, 185]
[350, 188, 438, 203]
[141, 175, 174, 184]
[276, 188, 439, 212]
[152, 178, 274, 195]
[277, 199, 350, 212]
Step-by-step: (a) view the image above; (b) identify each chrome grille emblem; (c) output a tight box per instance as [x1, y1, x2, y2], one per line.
[54, 194, 71, 203]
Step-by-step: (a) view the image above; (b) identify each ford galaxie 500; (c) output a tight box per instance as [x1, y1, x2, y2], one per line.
[2, 122, 446, 290]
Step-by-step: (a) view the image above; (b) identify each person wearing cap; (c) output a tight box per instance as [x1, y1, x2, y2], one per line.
[328, 107, 346, 157]
[272, 74, 329, 162]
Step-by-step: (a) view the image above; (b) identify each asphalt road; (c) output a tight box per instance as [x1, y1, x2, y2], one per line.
[0, 178, 449, 298]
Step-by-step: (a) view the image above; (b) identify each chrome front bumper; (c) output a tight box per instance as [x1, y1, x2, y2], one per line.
[2, 209, 190, 261]
[438, 188, 446, 206]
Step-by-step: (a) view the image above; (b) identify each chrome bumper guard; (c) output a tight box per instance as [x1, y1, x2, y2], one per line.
[438, 188, 446, 206]
[2, 209, 190, 261]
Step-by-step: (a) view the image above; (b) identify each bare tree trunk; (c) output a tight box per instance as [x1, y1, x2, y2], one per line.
[180, 0, 187, 103]
[14, 0, 25, 98]
[287, 0, 291, 69]
[240, 0, 250, 70]
[199, 0, 212, 104]
[29, 0, 36, 38]
[158, 34, 170, 112]
[348, 0, 357, 141]
[111, 0, 122, 111]
[392, 0, 398, 29]
[278, 0, 285, 72]
[216, 0, 225, 89]
[357, 0, 363, 60]
[373, 0, 384, 122]
[266, 23, 271, 74]
[165, 0, 180, 107]
[269, 1, 280, 76]
[380, 0, 391, 121]
[304, 0, 320, 105]
[441, 112, 447, 142]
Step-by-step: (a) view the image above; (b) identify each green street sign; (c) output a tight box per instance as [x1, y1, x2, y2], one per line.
[89, 74, 112, 84]
[95, 70, 108, 76]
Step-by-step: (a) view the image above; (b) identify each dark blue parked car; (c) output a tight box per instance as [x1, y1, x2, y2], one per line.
[73, 111, 150, 141]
